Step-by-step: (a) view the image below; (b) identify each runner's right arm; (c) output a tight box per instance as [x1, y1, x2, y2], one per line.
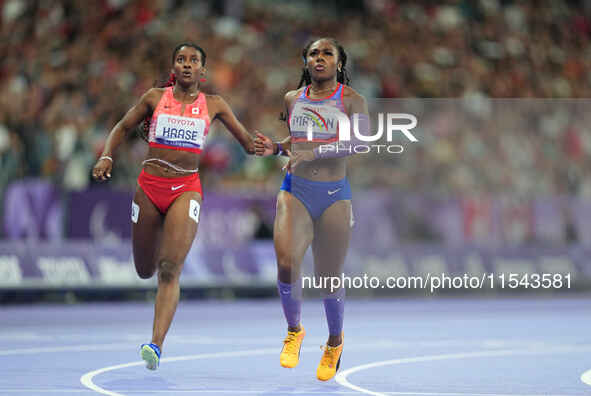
[92, 89, 157, 181]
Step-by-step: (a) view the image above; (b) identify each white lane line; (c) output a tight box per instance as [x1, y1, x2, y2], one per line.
[81, 347, 285, 396]
[0, 338, 570, 356]
[0, 390, 95, 393]
[80, 342, 589, 396]
[111, 392, 576, 395]
[80, 347, 301, 396]
[335, 346, 591, 396]
[102, 392, 361, 395]
[580, 368, 591, 386]
[0, 343, 133, 356]
[80, 342, 400, 396]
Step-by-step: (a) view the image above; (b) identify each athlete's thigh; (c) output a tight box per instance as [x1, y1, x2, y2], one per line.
[312, 200, 352, 278]
[274, 191, 314, 266]
[132, 185, 164, 277]
[158, 191, 202, 266]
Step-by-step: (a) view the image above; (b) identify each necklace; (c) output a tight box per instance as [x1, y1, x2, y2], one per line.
[309, 84, 338, 96]
[174, 86, 200, 97]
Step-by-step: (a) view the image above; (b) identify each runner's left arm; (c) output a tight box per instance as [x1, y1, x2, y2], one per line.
[213, 95, 256, 155]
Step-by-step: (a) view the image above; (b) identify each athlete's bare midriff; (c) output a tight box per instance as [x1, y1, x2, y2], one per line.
[291, 141, 346, 181]
[143, 146, 202, 177]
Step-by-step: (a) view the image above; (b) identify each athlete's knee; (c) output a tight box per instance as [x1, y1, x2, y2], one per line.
[276, 251, 298, 272]
[136, 267, 155, 279]
[157, 259, 179, 284]
[277, 252, 300, 282]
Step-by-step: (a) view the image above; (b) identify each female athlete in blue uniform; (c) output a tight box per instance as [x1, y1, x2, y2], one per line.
[255, 38, 369, 381]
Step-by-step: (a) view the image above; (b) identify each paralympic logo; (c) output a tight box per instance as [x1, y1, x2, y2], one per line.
[307, 113, 419, 154]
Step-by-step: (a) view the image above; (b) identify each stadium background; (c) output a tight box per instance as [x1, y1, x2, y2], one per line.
[1, 0, 590, 300]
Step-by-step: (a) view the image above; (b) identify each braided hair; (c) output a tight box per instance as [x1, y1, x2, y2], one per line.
[139, 43, 207, 142]
[297, 38, 351, 88]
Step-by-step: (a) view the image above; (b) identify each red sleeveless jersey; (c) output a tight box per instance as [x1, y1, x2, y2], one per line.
[148, 87, 211, 154]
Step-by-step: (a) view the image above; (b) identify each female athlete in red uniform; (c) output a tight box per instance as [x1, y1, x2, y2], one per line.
[255, 38, 369, 381]
[92, 43, 255, 370]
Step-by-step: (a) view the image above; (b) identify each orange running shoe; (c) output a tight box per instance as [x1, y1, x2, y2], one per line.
[279, 326, 305, 368]
[317, 334, 343, 381]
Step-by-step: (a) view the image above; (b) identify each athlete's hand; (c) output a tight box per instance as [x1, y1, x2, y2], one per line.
[254, 132, 274, 156]
[92, 157, 113, 181]
[283, 150, 315, 172]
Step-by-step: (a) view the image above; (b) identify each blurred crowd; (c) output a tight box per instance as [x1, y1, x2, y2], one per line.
[1, 0, 591, 198]
[350, 99, 591, 198]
